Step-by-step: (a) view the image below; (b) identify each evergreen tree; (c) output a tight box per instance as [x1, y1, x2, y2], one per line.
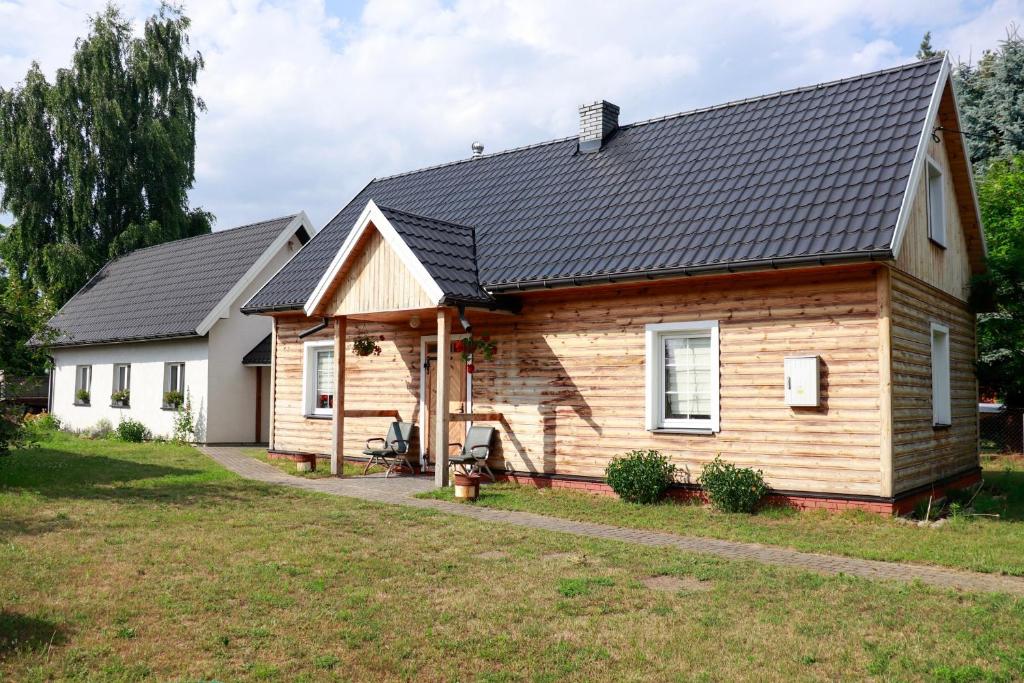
[954, 26, 1024, 169]
[0, 2, 212, 308]
[917, 31, 941, 60]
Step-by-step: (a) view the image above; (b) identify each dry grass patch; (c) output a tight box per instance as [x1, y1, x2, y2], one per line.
[1, 433, 1023, 681]
[424, 457, 1024, 576]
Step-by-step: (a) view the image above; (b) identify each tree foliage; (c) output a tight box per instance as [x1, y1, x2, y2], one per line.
[972, 156, 1024, 405]
[0, 2, 212, 308]
[917, 32, 942, 60]
[954, 26, 1024, 169]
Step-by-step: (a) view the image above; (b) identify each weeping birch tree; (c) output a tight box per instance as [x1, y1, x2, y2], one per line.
[0, 2, 212, 308]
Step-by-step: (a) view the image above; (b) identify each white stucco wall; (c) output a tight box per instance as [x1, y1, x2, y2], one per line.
[205, 233, 303, 443]
[51, 338, 209, 440]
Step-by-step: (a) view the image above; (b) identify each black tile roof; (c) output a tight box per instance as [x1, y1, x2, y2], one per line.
[376, 205, 494, 304]
[244, 57, 944, 312]
[45, 216, 300, 347]
[242, 334, 272, 365]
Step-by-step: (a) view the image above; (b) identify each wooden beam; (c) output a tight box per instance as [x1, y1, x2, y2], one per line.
[268, 318, 277, 450]
[343, 409, 401, 419]
[877, 266, 894, 498]
[331, 316, 347, 476]
[434, 308, 451, 487]
[450, 412, 503, 422]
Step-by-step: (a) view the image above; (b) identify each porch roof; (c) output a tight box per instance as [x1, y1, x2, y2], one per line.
[242, 334, 272, 366]
[375, 205, 493, 306]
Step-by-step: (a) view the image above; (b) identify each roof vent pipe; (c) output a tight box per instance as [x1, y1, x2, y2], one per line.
[578, 100, 620, 153]
[471, 141, 484, 158]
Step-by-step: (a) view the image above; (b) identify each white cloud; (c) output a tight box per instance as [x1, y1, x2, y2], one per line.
[1, 0, 1022, 230]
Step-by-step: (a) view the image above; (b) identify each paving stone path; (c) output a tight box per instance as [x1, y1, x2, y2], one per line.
[200, 446, 1024, 595]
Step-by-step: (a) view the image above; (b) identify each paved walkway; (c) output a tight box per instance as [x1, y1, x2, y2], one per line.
[200, 446, 1024, 596]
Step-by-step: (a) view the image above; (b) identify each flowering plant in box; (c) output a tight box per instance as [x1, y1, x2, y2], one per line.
[453, 334, 496, 374]
[353, 334, 383, 357]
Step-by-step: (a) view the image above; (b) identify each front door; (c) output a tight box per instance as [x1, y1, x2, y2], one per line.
[422, 338, 468, 464]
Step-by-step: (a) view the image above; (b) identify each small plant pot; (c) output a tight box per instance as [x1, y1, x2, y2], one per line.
[454, 472, 481, 501]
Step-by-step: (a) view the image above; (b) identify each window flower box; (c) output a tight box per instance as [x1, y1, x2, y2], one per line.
[110, 389, 130, 408]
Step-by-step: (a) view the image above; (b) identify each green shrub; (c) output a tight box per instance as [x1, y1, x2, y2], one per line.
[89, 418, 114, 439]
[172, 391, 196, 443]
[698, 455, 768, 514]
[22, 412, 61, 443]
[115, 417, 148, 443]
[605, 449, 676, 504]
[0, 402, 25, 456]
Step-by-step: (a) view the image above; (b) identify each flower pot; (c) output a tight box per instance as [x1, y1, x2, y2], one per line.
[454, 472, 481, 501]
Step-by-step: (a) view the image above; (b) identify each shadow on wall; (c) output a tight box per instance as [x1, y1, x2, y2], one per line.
[471, 326, 600, 475]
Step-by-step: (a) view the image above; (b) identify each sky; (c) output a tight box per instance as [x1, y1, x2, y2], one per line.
[0, 0, 1022, 231]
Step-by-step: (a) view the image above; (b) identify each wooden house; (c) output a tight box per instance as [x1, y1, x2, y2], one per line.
[242, 56, 985, 513]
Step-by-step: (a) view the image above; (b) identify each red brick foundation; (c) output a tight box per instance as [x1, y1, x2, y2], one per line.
[496, 468, 984, 516]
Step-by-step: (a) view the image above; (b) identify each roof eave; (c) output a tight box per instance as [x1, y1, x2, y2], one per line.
[485, 249, 895, 294]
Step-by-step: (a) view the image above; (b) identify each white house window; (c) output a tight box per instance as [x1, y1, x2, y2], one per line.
[645, 321, 720, 432]
[74, 365, 91, 405]
[926, 158, 946, 247]
[303, 342, 335, 416]
[931, 322, 951, 427]
[112, 363, 131, 406]
[163, 362, 185, 407]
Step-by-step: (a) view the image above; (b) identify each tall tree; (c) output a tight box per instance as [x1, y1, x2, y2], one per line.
[917, 31, 941, 60]
[973, 156, 1024, 405]
[0, 2, 212, 308]
[954, 26, 1024, 169]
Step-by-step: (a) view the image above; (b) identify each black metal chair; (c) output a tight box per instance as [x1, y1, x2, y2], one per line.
[448, 425, 497, 481]
[362, 421, 416, 477]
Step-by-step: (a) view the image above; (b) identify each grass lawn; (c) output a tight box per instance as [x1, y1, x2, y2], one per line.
[1, 433, 1023, 681]
[423, 456, 1024, 577]
[241, 447, 384, 479]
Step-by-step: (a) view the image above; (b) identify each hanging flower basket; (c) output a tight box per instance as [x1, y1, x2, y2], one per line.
[453, 334, 496, 374]
[353, 334, 384, 357]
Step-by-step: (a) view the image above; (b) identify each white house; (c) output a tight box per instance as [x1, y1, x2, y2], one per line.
[43, 214, 315, 442]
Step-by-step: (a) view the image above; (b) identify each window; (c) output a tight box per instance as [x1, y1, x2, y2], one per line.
[930, 322, 951, 426]
[645, 321, 720, 432]
[302, 342, 335, 416]
[926, 158, 946, 247]
[74, 365, 91, 405]
[163, 362, 185, 407]
[112, 363, 131, 406]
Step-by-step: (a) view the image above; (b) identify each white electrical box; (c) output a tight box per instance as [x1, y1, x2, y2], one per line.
[784, 355, 820, 407]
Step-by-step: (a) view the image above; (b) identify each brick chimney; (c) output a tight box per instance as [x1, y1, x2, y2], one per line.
[578, 100, 620, 153]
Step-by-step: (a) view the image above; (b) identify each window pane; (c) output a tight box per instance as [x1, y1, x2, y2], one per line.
[315, 350, 334, 409]
[663, 334, 711, 421]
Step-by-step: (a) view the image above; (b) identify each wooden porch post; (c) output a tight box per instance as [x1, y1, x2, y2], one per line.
[331, 316, 347, 476]
[254, 367, 262, 443]
[434, 308, 451, 487]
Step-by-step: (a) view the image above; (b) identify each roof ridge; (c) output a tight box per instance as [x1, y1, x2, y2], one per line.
[371, 56, 944, 185]
[111, 213, 298, 263]
[376, 203, 475, 231]
[621, 56, 945, 132]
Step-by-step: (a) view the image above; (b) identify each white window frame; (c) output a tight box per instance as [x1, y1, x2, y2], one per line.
[645, 321, 720, 433]
[926, 157, 946, 248]
[112, 363, 131, 405]
[930, 322, 952, 427]
[74, 365, 92, 405]
[163, 362, 185, 406]
[302, 341, 335, 417]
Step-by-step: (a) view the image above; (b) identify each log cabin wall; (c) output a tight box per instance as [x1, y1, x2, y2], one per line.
[888, 270, 977, 493]
[270, 314, 424, 459]
[887, 83, 980, 494]
[270, 264, 886, 497]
